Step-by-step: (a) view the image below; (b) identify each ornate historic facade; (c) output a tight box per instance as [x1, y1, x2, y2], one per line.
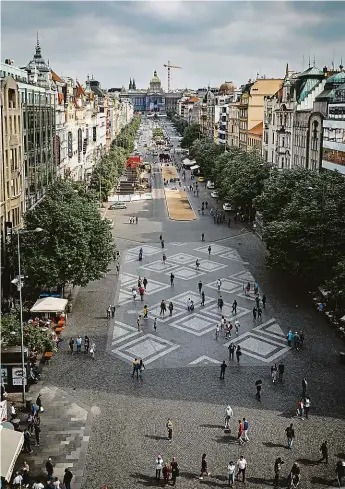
[121, 70, 183, 113]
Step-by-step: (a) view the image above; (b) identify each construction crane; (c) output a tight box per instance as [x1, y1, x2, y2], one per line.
[163, 61, 182, 92]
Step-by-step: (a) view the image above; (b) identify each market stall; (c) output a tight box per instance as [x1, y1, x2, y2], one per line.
[0, 425, 24, 482]
[30, 297, 68, 315]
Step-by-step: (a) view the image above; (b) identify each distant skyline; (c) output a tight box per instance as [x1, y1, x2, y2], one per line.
[1, 1, 345, 90]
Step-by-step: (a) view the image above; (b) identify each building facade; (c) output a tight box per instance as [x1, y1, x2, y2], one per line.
[123, 71, 183, 113]
[322, 82, 345, 174]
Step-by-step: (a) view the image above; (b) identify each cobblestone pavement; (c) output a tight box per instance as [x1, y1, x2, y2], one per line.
[36, 125, 345, 489]
[13, 383, 92, 489]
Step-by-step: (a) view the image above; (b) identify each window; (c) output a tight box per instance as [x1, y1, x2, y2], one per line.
[8, 88, 16, 108]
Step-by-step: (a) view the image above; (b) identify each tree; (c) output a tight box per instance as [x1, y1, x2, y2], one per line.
[1, 314, 55, 353]
[262, 170, 345, 285]
[89, 147, 127, 200]
[181, 123, 200, 149]
[189, 139, 223, 178]
[214, 148, 269, 215]
[324, 259, 345, 315]
[17, 180, 116, 292]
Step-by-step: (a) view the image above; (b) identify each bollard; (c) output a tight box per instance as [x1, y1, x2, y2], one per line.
[25, 397, 33, 412]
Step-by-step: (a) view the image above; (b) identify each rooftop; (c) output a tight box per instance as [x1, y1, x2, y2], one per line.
[248, 121, 263, 136]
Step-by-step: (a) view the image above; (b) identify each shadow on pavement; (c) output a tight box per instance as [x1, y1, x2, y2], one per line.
[262, 441, 287, 449]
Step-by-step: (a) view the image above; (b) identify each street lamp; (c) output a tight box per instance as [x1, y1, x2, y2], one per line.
[15, 227, 44, 404]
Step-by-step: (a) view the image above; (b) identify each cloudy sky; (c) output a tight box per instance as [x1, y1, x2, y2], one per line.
[1, 1, 345, 91]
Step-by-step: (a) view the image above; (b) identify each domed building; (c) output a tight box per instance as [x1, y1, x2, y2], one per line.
[218, 81, 235, 95]
[123, 70, 183, 113]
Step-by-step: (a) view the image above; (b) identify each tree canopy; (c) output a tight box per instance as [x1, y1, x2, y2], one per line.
[1, 314, 56, 353]
[189, 139, 223, 179]
[17, 180, 116, 292]
[181, 123, 200, 149]
[255, 169, 345, 285]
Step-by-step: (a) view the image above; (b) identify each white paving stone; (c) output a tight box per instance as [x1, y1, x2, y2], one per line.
[171, 313, 217, 336]
[169, 290, 213, 308]
[167, 266, 205, 280]
[111, 321, 139, 345]
[189, 355, 220, 365]
[205, 278, 242, 294]
[224, 332, 290, 363]
[129, 245, 161, 256]
[142, 260, 179, 273]
[230, 270, 255, 284]
[112, 334, 180, 364]
[122, 278, 170, 296]
[203, 303, 251, 320]
[196, 260, 227, 272]
[169, 253, 198, 265]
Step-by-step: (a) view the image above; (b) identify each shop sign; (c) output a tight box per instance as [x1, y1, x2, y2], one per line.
[12, 367, 26, 386]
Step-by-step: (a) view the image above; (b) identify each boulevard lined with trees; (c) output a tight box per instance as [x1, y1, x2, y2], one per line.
[169, 114, 345, 316]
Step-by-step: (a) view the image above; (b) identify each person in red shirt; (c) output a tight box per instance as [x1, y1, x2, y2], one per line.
[237, 419, 244, 445]
[139, 286, 145, 301]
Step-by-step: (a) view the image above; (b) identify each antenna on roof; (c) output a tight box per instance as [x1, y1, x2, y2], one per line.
[302, 54, 305, 70]
[340, 58, 344, 71]
[313, 55, 316, 67]
[332, 49, 335, 71]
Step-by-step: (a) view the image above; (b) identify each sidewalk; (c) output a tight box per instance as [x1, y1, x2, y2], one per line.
[9, 382, 92, 488]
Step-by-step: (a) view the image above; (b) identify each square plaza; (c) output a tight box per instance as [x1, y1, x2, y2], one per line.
[112, 334, 180, 364]
[170, 313, 217, 336]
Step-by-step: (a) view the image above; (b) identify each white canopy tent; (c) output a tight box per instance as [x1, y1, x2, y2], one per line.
[0, 425, 24, 481]
[190, 164, 200, 171]
[182, 159, 196, 167]
[30, 297, 68, 313]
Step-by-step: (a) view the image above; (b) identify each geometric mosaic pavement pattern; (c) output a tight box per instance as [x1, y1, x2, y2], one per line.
[109, 242, 293, 368]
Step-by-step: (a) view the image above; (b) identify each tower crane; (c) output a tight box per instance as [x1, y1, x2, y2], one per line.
[163, 61, 182, 92]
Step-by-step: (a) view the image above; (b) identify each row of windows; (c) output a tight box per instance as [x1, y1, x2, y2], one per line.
[20, 90, 55, 105]
[323, 127, 345, 144]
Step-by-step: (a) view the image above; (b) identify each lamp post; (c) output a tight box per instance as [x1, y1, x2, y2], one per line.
[15, 227, 44, 404]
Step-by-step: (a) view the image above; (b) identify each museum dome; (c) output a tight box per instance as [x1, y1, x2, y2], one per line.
[150, 70, 161, 84]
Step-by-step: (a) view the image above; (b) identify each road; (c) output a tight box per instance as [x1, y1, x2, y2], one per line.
[21, 114, 345, 489]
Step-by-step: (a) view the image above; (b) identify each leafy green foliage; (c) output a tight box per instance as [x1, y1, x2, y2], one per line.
[170, 115, 188, 136]
[189, 139, 223, 179]
[213, 148, 269, 211]
[324, 259, 345, 314]
[1, 314, 55, 353]
[181, 123, 200, 149]
[89, 147, 127, 200]
[18, 180, 116, 291]
[257, 169, 345, 285]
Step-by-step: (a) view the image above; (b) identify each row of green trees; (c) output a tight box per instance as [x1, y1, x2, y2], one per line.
[172, 121, 345, 313]
[89, 115, 141, 200]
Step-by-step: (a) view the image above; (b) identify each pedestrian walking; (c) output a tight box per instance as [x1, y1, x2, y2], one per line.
[27, 413, 34, 435]
[242, 417, 250, 442]
[285, 423, 295, 449]
[208, 245, 211, 256]
[12, 472, 23, 488]
[195, 259, 200, 271]
[201, 290, 205, 306]
[166, 418, 173, 440]
[69, 338, 74, 354]
[255, 296, 260, 308]
[199, 454, 211, 480]
[218, 295, 224, 312]
[143, 305, 148, 319]
[201, 233, 205, 241]
[90, 342, 95, 359]
[228, 343, 235, 360]
[287, 329, 293, 346]
[257, 307, 262, 319]
[255, 379, 262, 401]
[234, 319, 240, 334]
[232, 300, 237, 314]
[159, 234, 163, 242]
[319, 441, 328, 464]
[227, 461, 236, 486]
[34, 419, 41, 446]
[220, 360, 227, 380]
[215, 325, 220, 340]
[161, 239, 165, 249]
[170, 457, 179, 486]
[132, 287, 137, 301]
[139, 359, 145, 380]
[84, 335, 90, 354]
[236, 345, 242, 363]
[304, 396, 311, 418]
[46, 457, 54, 479]
[111, 305, 116, 318]
[302, 377, 308, 397]
[139, 286, 145, 301]
[262, 294, 267, 308]
[162, 253, 167, 264]
[271, 363, 278, 383]
[76, 336, 82, 353]
[22, 461, 30, 488]
[216, 278, 222, 292]
[143, 277, 148, 290]
[163, 463, 170, 485]
[168, 301, 174, 316]
[278, 361, 285, 382]
[236, 456, 247, 482]
[107, 305, 111, 319]
[274, 458, 284, 489]
[153, 317, 157, 333]
[36, 393, 43, 413]
[160, 300, 166, 316]
[198, 280, 203, 294]
[155, 455, 163, 480]
[297, 398, 305, 419]
[131, 358, 140, 378]
[170, 273, 175, 286]
[252, 306, 257, 320]
[137, 315, 142, 331]
[23, 429, 33, 453]
[336, 460, 345, 487]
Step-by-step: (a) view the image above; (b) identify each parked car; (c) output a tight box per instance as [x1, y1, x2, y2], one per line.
[109, 202, 127, 210]
[223, 203, 232, 211]
[206, 181, 215, 189]
[198, 176, 205, 183]
[211, 191, 219, 198]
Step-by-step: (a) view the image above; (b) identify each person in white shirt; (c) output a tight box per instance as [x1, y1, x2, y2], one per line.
[13, 472, 23, 487]
[234, 320, 240, 334]
[216, 279, 222, 292]
[224, 405, 233, 430]
[90, 343, 96, 359]
[32, 482, 45, 489]
[155, 455, 164, 480]
[237, 456, 247, 482]
[227, 461, 236, 486]
[10, 402, 16, 419]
